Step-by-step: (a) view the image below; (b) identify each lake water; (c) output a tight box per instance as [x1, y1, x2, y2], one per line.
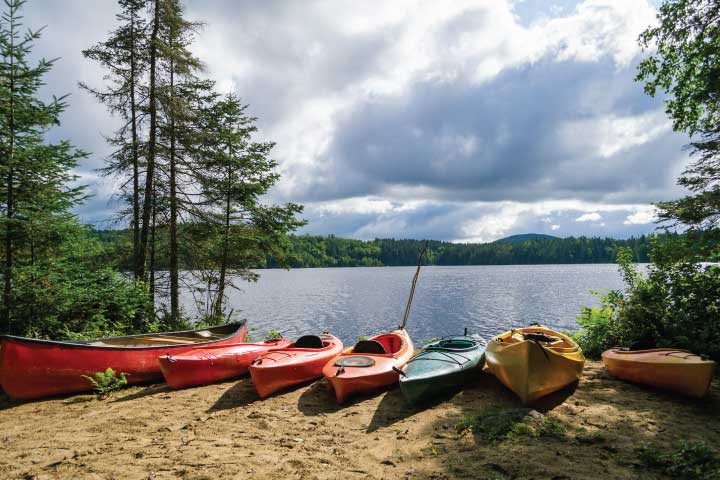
[180, 264, 627, 345]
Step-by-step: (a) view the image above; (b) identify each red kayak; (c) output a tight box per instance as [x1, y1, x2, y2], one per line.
[248, 333, 343, 398]
[158, 338, 292, 389]
[323, 328, 414, 403]
[0, 322, 247, 400]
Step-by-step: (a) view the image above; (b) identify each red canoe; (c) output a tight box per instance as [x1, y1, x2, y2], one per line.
[323, 328, 414, 403]
[0, 322, 247, 400]
[248, 333, 343, 398]
[158, 338, 292, 389]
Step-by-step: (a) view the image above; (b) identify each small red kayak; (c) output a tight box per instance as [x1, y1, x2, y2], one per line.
[158, 338, 292, 389]
[0, 322, 247, 400]
[323, 328, 414, 403]
[248, 333, 343, 398]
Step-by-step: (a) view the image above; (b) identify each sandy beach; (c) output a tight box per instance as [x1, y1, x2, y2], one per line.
[1, 362, 718, 479]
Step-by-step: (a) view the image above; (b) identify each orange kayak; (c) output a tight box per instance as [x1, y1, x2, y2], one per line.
[249, 333, 343, 398]
[323, 328, 414, 403]
[602, 348, 716, 398]
[158, 338, 292, 389]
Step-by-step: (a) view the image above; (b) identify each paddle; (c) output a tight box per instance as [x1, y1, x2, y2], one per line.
[400, 240, 429, 330]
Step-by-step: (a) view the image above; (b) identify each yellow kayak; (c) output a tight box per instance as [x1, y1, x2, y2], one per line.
[485, 326, 585, 404]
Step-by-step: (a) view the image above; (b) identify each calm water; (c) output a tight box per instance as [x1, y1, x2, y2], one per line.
[179, 264, 627, 345]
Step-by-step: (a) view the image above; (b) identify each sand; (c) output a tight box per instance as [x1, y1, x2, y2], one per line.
[1, 362, 718, 479]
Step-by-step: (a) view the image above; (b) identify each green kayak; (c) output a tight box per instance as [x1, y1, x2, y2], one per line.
[398, 336, 485, 405]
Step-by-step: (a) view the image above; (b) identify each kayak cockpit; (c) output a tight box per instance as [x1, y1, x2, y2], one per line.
[352, 333, 405, 356]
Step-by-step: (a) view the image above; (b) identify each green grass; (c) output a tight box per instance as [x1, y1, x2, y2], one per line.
[574, 427, 606, 445]
[636, 441, 720, 479]
[459, 406, 565, 442]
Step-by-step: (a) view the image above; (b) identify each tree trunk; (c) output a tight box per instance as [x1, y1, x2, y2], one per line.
[130, 9, 141, 281]
[169, 57, 179, 326]
[213, 166, 232, 321]
[137, 0, 160, 282]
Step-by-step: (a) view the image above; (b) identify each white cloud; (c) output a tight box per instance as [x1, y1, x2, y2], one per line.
[575, 212, 603, 222]
[624, 206, 658, 225]
[551, 224, 560, 230]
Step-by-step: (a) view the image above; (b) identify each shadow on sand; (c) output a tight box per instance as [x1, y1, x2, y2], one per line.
[112, 383, 172, 403]
[207, 378, 261, 412]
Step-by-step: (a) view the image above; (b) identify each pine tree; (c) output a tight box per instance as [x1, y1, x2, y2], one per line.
[193, 94, 304, 322]
[81, 0, 148, 281]
[0, 0, 87, 332]
[155, 0, 208, 326]
[137, 0, 160, 284]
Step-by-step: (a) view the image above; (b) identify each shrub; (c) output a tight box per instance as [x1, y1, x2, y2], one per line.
[637, 441, 720, 479]
[82, 368, 129, 400]
[574, 239, 720, 360]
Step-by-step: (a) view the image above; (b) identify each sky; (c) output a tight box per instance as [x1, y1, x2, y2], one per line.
[25, 0, 686, 242]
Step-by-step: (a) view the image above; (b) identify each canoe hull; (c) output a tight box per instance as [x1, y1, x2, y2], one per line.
[323, 329, 414, 403]
[399, 338, 485, 405]
[248, 334, 343, 398]
[602, 348, 716, 398]
[158, 339, 292, 389]
[485, 327, 584, 404]
[0, 322, 247, 400]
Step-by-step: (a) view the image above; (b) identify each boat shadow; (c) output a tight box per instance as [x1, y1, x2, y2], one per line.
[296, 379, 344, 415]
[531, 380, 579, 412]
[207, 378, 262, 412]
[113, 383, 172, 403]
[297, 379, 407, 417]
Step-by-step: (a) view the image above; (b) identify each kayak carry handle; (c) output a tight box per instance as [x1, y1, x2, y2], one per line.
[392, 366, 407, 377]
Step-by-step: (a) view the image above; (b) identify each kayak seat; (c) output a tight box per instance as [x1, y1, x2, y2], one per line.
[354, 340, 387, 354]
[375, 334, 403, 354]
[295, 335, 325, 349]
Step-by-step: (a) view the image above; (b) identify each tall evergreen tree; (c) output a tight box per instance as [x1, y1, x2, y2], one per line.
[0, 0, 87, 332]
[155, 0, 208, 326]
[194, 94, 304, 322]
[137, 0, 160, 284]
[81, 0, 148, 281]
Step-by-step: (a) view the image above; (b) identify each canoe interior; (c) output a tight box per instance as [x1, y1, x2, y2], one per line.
[1, 322, 245, 349]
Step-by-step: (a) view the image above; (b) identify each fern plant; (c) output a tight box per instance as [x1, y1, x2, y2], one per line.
[82, 368, 128, 400]
[265, 329, 282, 340]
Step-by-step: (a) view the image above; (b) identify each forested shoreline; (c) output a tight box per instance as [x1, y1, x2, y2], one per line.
[92, 230, 659, 268]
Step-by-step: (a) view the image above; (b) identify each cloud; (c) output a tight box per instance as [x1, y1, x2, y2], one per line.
[16, 0, 690, 239]
[624, 206, 658, 225]
[575, 212, 603, 222]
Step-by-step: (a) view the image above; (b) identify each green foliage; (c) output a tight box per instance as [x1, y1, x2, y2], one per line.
[7, 222, 154, 339]
[265, 329, 281, 340]
[576, 238, 720, 360]
[458, 406, 565, 442]
[0, 0, 88, 333]
[636, 1, 720, 232]
[81, 368, 129, 400]
[574, 427, 606, 445]
[637, 441, 720, 480]
[262, 234, 655, 268]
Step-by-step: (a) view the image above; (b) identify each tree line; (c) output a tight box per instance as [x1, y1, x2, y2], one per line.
[93, 231, 658, 268]
[0, 0, 303, 338]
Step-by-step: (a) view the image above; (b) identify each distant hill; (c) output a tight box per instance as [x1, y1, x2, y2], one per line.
[494, 233, 560, 244]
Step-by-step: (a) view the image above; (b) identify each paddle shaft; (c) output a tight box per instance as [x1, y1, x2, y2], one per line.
[400, 241, 429, 330]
